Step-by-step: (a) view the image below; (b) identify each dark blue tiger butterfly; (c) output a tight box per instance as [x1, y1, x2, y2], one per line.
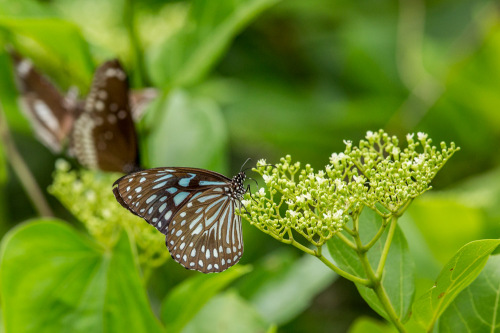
[113, 167, 247, 273]
[9, 50, 156, 173]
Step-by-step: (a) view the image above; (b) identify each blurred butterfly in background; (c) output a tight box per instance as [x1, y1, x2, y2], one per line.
[113, 166, 248, 273]
[9, 50, 157, 173]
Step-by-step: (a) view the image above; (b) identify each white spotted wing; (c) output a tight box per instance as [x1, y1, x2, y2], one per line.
[113, 167, 245, 273]
[9, 50, 77, 152]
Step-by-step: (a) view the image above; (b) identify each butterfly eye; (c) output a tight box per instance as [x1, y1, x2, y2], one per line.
[113, 167, 247, 273]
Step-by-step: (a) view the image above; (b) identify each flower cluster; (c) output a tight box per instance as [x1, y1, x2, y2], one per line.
[241, 130, 459, 246]
[49, 160, 169, 267]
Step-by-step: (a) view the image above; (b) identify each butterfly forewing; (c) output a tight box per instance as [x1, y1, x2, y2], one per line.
[113, 167, 244, 273]
[10, 51, 76, 152]
[72, 60, 139, 173]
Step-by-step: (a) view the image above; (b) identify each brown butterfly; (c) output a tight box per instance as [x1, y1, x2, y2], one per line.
[10, 51, 157, 173]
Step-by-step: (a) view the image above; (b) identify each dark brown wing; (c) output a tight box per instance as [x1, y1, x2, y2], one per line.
[9, 50, 76, 152]
[71, 59, 139, 173]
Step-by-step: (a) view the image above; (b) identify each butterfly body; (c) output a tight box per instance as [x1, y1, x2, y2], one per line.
[113, 167, 246, 273]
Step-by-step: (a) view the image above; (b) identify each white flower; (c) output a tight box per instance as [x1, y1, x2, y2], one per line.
[417, 132, 427, 141]
[343, 140, 352, 148]
[102, 209, 112, 219]
[353, 175, 364, 183]
[257, 159, 267, 167]
[366, 131, 375, 140]
[262, 174, 273, 183]
[258, 188, 266, 196]
[330, 152, 347, 164]
[316, 176, 327, 186]
[296, 193, 311, 203]
[332, 209, 344, 220]
[406, 133, 414, 141]
[392, 147, 400, 156]
[413, 154, 426, 165]
[241, 199, 251, 207]
[288, 210, 298, 218]
[55, 158, 70, 171]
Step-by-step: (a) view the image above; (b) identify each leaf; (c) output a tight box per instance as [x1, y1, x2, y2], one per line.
[144, 89, 228, 173]
[439, 254, 500, 332]
[348, 316, 396, 333]
[248, 252, 337, 325]
[183, 291, 269, 333]
[0, 17, 94, 89]
[147, 0, 280, 87]
[413, 239, 500, 331]
[327, 208, 415, 322]
[161, 265, 252, 333]
[0, 220, 164, 333]
[408, 197, 485, 264]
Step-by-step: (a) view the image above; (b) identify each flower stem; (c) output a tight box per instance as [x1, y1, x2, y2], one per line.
[315, 253, 371, 286]
[375, 215, 398, 278]
[352, 213, 406, 332]
[361, 216, 390, 251]
[124, 0, 147, 87]
[0, 102, 53, 217]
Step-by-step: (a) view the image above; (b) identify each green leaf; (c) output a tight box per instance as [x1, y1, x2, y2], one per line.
[348, 316, 396, 333]
[327, 208, 415, 322]
[248, 252, 337, 325]
[0, 17, 94, 89]
[408, 197, 485, 264]
[0, 220, 164, 333]
[183, 291, 269, 333]
[147, 0, 280, 87]
[161, 265, 252, 333]
[439, 254, 500, 332]
[413, 239, 500, 331]
[145, 90, 228, 173]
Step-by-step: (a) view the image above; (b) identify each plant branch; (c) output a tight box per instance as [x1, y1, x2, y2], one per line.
[0, 101, 53, 217]
[375, 215, 398, 279]
[352, 211, 406, 332]
[124, 0, 147, 87]
[361, 216, 390, 250]
[336, 231, 357, 251]
[315, 253, 371, 286]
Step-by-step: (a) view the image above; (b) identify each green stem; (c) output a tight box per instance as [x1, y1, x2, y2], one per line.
[336, 231, 357, 251]
[375, 215, 398, 279]
[289, 238, 316, 256]
[352, 213, 406, 332]
[316, 253, 371, 286]
[0, 102, 53, 217]
[124, 0, 147, 87]
[286, 236, 370, 286]
[361, 216, 390, 251]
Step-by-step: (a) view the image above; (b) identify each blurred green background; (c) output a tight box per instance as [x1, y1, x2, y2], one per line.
[0, 0, 499, 332]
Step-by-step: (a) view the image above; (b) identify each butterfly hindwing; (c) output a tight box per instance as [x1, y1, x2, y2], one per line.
[72, 60, 139, 173]
[10, 51, 76, 152]
[167, 188, 243, 273]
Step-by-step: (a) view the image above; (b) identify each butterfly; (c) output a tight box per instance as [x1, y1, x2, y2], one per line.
[10, 51, 156, 173]
[113, 167, 248, 273]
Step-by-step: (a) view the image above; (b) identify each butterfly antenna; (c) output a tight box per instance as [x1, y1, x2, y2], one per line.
[240, 158, 252, 173]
